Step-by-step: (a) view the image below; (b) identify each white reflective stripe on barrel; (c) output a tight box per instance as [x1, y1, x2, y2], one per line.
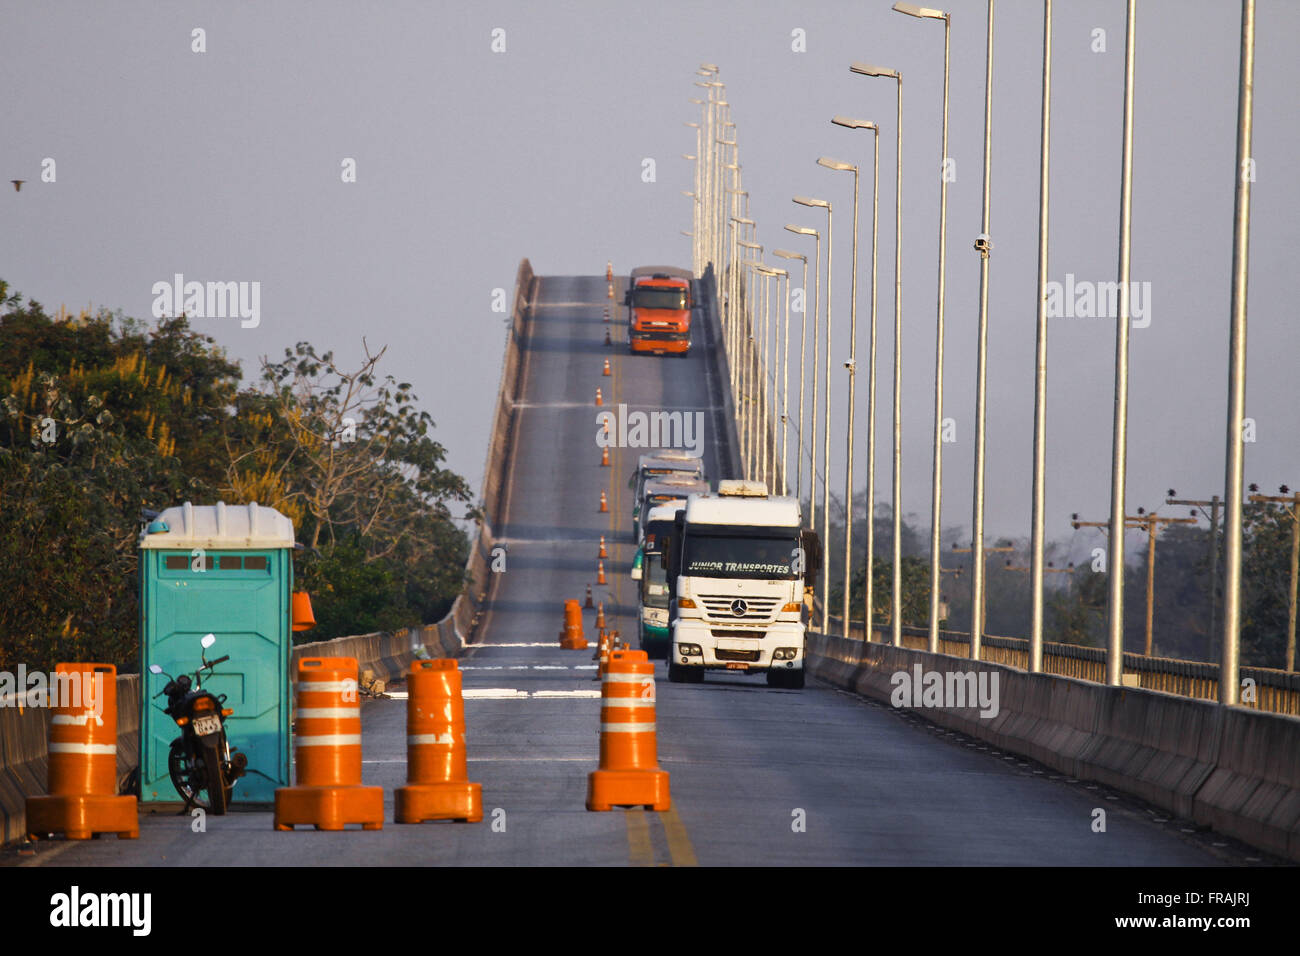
[295, 734, 362, 747]
[407, 733, 455, 746]
[51, 712, 105, 726]
[602, 673, 652, 683]
[295, 707, 359, 719]
[599, 698, 655, 707]
[599, 722, 656, 733]
[293, 680, 357, 693]
[48, 742, 116, 755]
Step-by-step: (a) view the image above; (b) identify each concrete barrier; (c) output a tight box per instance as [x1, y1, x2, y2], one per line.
[807, 632, 1300, 862]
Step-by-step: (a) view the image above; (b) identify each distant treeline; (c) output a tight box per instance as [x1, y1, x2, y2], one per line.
[0, 280, 473, 673]
[821, 499, 1296, 670]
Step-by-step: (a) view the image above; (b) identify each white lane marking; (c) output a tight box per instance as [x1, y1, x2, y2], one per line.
[463, 688, 530, 699]
[386, 691, 409, 699]
[533, 690, 602, 699]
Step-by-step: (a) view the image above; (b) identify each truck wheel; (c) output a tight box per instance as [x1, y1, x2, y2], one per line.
[668, 661, 686, 683]
[688, 666, 705, 684]
[765, 669, 783, 688]
[787, 669, 805, 690]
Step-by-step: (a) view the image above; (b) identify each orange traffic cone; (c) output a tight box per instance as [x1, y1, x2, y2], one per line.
[584, 584, 594, 609]
[604, 328, 612, 346]
[607, 282, 614, 300]
[595, 387, 603, 406]
[598, 536, 608, 558]
[586, 650, 669, 811]
[603, 307, 610, 323]
[560, 599, 589, 650]
[596, 602, 607, 629]
[603, 358, 611, 376]
[597, 560, 607, 585]
[395, 660, 482, 823]
[600, 447, 610, 467]
[606, 261, 613, 282]
[599, 490, 608, 513]
[26, 664, 138, 841]
[274, 657, 384, 831]
[292, 591, 317, 632]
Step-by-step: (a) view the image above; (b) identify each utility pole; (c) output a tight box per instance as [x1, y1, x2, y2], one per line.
[1072, 510, 1196, 657]
[1166, 489, 1223, 662]
[1246, 484, 1299, 672]
[952, 541, 1014, 637]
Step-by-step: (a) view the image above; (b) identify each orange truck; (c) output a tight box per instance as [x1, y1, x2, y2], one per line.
[624, 267, 693, 357]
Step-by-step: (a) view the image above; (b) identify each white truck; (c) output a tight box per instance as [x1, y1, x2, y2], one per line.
[661, 480, 822, 689]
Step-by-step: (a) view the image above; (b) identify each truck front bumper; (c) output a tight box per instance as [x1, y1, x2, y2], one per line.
[670, 619, 804, 673]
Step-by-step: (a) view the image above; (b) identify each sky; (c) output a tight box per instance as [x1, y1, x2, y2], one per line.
[2, 0, 1296, 562]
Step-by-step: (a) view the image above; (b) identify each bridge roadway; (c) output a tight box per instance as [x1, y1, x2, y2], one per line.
[23, 274, 1225, 866]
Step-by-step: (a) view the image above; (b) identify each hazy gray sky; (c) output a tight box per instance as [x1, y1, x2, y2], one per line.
[2, 1, 1296, 559]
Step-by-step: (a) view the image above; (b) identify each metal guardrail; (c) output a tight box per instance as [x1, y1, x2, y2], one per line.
[823, 614, 1300, 717]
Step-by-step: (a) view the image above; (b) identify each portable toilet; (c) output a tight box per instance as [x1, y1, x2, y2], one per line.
[138, 501, 295, 805]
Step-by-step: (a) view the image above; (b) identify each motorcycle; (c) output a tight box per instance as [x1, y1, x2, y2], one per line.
[149, 634, 247, 814]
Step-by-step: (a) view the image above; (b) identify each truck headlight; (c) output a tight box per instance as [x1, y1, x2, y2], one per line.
[677, 643, 702, 657]
[774, 647, 799, 661]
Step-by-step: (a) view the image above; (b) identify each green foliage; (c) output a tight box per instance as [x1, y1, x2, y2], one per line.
[0, 281, 471, 673]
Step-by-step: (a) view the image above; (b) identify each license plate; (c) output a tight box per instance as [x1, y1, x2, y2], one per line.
[725, 662, 749, 670]
[192, 714, 222, 737]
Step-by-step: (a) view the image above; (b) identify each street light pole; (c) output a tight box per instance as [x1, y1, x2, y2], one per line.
[1221, 0, 1256, 705]
[819, 154, 862, 640]
[969, 0, 995, 662]
[795, 195, 834, 634]
[893, 3, 950, 657]
[852, 61, 903, 647]
[786, 220, 822, 529]
[1029, 0, 1054, 673]
[1105, 0, 1136, 686]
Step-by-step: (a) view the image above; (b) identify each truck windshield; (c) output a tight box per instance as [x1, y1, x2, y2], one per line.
[641, 561, 670, 608]
[633, 287, 689, 310]
[681, 530, 800, 580]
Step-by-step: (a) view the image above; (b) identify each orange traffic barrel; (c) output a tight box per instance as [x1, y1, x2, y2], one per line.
[395, 660, 482, 823]
[292, 590, 316, 632]
[560, 599, 588, 650]
[587, 650, 668, 811]
[274, 656, 384, 831]
[27, 663, 138, 841]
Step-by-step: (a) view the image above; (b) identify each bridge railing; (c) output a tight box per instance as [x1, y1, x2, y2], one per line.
[822, 614, 1300, 717]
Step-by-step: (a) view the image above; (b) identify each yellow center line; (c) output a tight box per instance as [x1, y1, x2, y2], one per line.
[661, 804, 698, 867]
[625, 808, 654, 866]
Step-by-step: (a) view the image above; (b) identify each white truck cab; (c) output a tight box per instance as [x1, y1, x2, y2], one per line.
[663, 480, 822, 689]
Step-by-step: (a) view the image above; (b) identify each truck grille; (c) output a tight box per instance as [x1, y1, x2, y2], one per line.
[699, 595, 780, 621]
[715, 648, 761, 663]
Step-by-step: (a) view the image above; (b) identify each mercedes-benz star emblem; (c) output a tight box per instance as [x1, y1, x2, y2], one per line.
[730, 599, 748, 617]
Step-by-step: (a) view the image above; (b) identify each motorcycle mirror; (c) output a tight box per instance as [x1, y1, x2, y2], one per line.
[148, 664, 163, 675]
[201, 633, 216, 649]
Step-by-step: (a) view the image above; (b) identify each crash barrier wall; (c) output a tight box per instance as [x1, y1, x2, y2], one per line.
[806, 630, 1300, 862]
[0, 260, 538, 845]
[824, 615, 1300, 717]
[697, 264, 743, 481]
